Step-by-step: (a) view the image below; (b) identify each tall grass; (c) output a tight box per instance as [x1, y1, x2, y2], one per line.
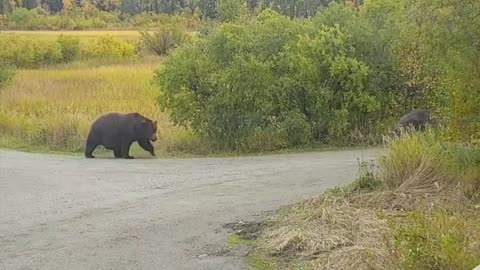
[0, 61, 192, 154]
[252, 130, 480, 270]
[391, 210, 480, 270]
[381, 130, 480, 197]
[380, 130, 449, 191]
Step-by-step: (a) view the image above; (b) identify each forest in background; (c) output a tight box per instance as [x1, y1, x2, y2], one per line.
[0, 0, 361, 30]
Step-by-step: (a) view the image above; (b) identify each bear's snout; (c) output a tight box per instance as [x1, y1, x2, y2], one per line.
[151, 134, 158, 142]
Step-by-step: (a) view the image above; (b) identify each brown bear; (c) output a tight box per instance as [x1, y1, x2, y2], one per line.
[398, 109, 432, 130]
[85, 112, 158, 159]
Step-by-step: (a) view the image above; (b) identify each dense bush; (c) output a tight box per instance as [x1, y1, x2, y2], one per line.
[57, 35, 81, 62]
[217, 0, 247, 22]
[155, 9, 394, 150]
[155, 1, 479, 151]
[361, 0, 480, 143]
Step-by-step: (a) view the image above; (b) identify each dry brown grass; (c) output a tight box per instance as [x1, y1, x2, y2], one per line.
[260, 193, 396, 270]
[256, 187, 478, 270]
[253, 132, 480, 270]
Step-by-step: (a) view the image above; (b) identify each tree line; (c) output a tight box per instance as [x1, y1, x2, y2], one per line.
[0, 0, 360, 19]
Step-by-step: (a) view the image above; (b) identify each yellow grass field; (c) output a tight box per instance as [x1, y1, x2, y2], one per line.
[0, 61, 196, 156]
[0, 30, 208, 157]
[1, 30, 142, 45]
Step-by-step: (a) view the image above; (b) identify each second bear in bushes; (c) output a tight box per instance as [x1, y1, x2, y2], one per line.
[85, 112, 158, 159]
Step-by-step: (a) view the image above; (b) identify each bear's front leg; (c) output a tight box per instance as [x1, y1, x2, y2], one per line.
[113, 147, 122, 158]
[121, 141, 134, 159]
[138, 139, 155, 156]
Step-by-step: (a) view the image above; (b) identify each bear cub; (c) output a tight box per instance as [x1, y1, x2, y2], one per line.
[85, 112, 158, 159]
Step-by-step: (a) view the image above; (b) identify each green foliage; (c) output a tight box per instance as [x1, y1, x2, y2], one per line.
[363, 0, 480, 143]
[381, 130, 480, 198]
[281, 111, 312, 147]
[155, 9, 389, 150]
[7, 8, 40, 28]
[217, 0, 247, 22]
[391, 210, 480, 270]
[446, 143, 480, 200]
[140, 25, 189, 56]
[0, 34, 63, 68]
[0, 7, 200, 30]
[380, 130, 447, 190]
[227, 234, 254, 245]
[0, 33, 138, 68]
[57, 35, 80, 62]
[2, 7, 103, 30]
[260, 0, 339, 18]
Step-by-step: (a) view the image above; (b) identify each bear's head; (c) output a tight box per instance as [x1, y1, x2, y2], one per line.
[139, 118, 158, 142]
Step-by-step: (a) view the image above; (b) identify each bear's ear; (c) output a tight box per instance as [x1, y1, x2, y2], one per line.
[154, 120, 157, 125]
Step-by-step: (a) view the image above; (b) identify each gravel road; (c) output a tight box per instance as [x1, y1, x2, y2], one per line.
[0, 148, 378, 270]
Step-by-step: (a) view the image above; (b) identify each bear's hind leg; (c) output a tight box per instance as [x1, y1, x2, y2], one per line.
[85, 134, 98, 158]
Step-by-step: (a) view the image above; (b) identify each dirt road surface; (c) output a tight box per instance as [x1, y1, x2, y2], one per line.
[0, 148, 378, 270]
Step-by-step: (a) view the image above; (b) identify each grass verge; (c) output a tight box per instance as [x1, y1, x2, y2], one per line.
[250, 130, 480, 270]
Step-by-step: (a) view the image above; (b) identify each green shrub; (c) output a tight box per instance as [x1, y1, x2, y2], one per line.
[198, 19, 219, 38]
[244, 126, 288, 152]
[155, 10, 385, 151]
[57, 35, 81, 62]
[8, 8, 39, 29]
[217, 0, 247, 22]
[281, 111, 312, 147]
